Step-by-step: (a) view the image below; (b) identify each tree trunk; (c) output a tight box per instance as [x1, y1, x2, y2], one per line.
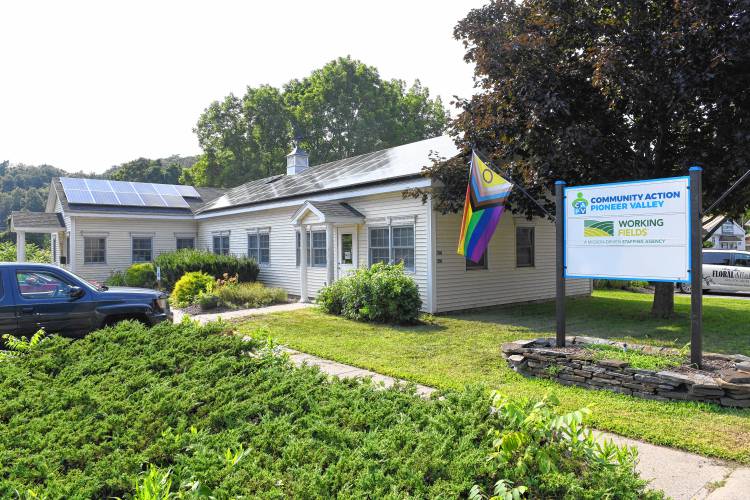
[651, 282, 675, 318]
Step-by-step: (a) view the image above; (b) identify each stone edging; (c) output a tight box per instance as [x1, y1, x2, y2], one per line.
[501, 337, 750, 408]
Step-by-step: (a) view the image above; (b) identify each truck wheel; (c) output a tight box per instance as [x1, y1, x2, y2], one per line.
[679, 283, 691, 294]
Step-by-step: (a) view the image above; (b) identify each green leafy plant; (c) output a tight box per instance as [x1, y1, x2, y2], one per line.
[125, 263, 157, 288]
[585, 344, 683, 371]
[472, 391, 660, 499]
[153, 250, 259, 290]
[196, 291, 219, 311]
[105, 271, 128, 287]
[0, 241, 51, 263]
[0, 320, 657, 498]
[1, 329, 47, 357]
[215, 282, 287, 309]
[317, 262, 422, 324]
[170, 272, 214, 308]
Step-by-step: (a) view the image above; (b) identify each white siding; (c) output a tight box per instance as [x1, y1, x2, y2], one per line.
[73, 217, 198, 282]
[196, 192, 432, 305]
[434, 211, 592, 312]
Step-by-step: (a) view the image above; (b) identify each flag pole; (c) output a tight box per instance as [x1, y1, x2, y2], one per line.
[472, 147, 555, 220]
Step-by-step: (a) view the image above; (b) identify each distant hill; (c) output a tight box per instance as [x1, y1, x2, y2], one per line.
[102, 155, 199, 184]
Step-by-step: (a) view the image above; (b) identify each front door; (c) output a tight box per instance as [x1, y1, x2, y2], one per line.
[337, 227, 357, 279]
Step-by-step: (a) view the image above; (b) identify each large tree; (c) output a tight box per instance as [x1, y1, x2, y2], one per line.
[184, 56, 448, 187]
[415, 0, 750, 317]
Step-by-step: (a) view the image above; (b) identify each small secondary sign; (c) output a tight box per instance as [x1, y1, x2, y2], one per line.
[564, 176, 691, 282]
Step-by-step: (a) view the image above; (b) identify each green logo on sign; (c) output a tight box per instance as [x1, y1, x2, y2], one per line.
[572, 192, 588, 214]
[584, 220, 614, 237]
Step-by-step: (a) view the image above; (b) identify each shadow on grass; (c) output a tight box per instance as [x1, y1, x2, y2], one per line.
[442, 293, 750, 356]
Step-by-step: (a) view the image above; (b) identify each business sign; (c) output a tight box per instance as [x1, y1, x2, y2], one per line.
[564, 177, 690, 282]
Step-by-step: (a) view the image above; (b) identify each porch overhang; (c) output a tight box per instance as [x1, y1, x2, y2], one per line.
[290, 201, 364, 226]
[9, 211, 66, 233]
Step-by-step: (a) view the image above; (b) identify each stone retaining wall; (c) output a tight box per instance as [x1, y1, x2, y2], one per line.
[501, 337, 750, 408]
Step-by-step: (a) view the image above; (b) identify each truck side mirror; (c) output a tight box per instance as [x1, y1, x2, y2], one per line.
[69, 286, 85, 300]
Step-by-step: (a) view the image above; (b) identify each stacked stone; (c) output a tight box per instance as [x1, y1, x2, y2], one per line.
[502, 338, 750, 408]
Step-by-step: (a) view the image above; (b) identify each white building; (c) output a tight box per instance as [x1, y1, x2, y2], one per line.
[10, 136, 591, 312]
[703, 216, 746, 251]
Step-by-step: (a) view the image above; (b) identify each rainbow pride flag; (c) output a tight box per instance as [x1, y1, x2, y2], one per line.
[457, 151, 513, 263]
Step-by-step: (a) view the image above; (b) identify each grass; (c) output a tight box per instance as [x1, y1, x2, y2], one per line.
[585, 344, 684, 371]
[236, 290, 750, 463]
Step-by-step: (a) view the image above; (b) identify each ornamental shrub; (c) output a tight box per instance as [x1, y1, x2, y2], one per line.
[317, 262, 422, 324]
[104, 270, 127, 287]
[0, 241, 51, 263]
[171, 271, 214, 307]
[153, 249, 259, 290]
[124, 263, 157, 288]
[216, 282, 287, 309]
[0, 320, 658, 498]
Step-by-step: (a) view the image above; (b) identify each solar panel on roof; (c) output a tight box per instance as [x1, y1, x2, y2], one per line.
[139, 193, 167, 207]
[134, 183, 157, 194]
[115, 192, 145, 206]
[162, 195, 190, 208]
[60, 176, 200, 209]
[155, 184, 179, 196]
[65, 189, 95, 204]
[91, 190, 120, 205]
[176, 185, 200, 198]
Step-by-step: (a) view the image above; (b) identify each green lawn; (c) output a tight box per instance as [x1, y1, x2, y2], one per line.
[236, 290, 750, 463]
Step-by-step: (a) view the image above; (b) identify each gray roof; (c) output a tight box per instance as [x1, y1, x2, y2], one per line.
[197, 135, 457, 214]
[52, 178, 225, 216]
[307, 201, 364, 219]
[10, 211, 65, 230]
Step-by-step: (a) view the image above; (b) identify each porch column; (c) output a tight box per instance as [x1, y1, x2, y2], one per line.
[325, 222, 335, 286]
[299, 224, 309, 303]
[16, 231, 26, 262]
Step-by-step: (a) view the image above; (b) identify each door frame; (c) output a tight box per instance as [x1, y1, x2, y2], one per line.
[336, 225, 358, 279]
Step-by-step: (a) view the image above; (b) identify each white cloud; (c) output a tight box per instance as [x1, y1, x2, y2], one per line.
[0, 0, 484, 173]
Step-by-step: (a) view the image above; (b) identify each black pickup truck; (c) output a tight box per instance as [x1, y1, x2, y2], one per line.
[0, 263, 171, 338]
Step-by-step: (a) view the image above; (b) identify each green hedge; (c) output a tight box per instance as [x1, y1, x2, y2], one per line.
[153, 249, 259, 289]
[0, 321, 658, 498]
[318, 262, 423, 324]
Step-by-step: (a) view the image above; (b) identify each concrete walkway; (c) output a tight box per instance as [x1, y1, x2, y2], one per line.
[281, 346, 750, 500]
[173, 302, 311, 324]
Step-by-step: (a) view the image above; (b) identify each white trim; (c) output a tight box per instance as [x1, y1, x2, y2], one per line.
[245, 226, 271, 233]
[66, 212, 195, 220]
[196, 178, 431, 220]
[174, 232, 197, 238]
[69, 218, 77, 273]
[130, 232, 156, 237]
[11, 226, 64, 233]
[426, 194, 436, 313]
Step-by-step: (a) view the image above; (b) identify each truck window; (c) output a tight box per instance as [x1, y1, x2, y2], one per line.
[733, 254, 750, 267]
[704, 252, 732, 265]
[16, 271, 75, 299]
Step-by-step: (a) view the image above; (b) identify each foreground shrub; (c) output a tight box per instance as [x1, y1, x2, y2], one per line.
[171, 271, 214, 307]
[153, 249, 259, 289]
[124, 263, 157, 288]
[0, 320, 657, 498]
[318, 262, 422, 324]
[216, 282, 287, 309]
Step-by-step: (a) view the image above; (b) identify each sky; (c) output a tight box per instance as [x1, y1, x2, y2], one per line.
[0, 0, 486, 174]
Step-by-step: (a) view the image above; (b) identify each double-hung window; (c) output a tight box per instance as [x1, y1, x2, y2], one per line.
[84, 237, 106, 264]
[296, 229, 327, 267]
[176, 237, 195, 250]
[516, 227, 535, 267]
[466, 251, 488, 271]
[368, 225, 415, 272]
[132, 236, 153, 263]
[247, 229, 270, 266]
[213, 232, 230, 255]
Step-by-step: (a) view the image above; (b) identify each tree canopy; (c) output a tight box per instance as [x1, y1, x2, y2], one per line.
[418, 0, 750, 220]
[183, 56, 448, 187]
[415, 0, 750, 317]
[102, 155, 198, 184]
